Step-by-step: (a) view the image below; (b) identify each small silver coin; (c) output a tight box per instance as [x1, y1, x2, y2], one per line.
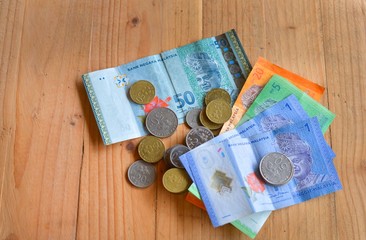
[163, 146, 174, 168]
[169, 144, 190, 168]
[127, 160, 156, 188]
[146, 107, 178, 138]
[186, 108, 202, 129]
[259, 152, 294, 186]
[185, 126, 214, 149]
[163, 147, 173, 165]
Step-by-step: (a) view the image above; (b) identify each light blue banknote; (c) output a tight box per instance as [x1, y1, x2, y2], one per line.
[182, 95, 331, 236]
[83, 29, 252, 144]
[181, 117, 341, 227]
[182, 95, 315, 178]
[188, 183, 271, 239]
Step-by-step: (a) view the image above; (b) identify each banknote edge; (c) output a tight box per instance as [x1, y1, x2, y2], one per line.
[226, 29, 252, 79]
[82, 74, 112, 145]
[188, 184, 258, 238]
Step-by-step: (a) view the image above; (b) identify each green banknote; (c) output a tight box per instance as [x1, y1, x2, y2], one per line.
[238, 75, 335, 133]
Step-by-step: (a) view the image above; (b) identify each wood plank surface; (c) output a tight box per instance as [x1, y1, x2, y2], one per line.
[0, 0, 365, 239]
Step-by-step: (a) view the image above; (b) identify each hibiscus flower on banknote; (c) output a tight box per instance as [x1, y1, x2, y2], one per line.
[243, 172, 266, 201]
[142, 96, 172, 114]
[137, 96, 172, 123]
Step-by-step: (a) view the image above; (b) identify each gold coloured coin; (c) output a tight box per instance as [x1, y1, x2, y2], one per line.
[211, 128, 221, 136]
[206, 99, 232, 124]
[162, 168, 191, 193]
[205, 88, 231, 105]
[199, 108, 223, 130]
[138, 136, 165, 163]
[129, 80, 155, 104]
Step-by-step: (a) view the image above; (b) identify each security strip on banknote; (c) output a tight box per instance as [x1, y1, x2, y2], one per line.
[83, 29, 252, 145]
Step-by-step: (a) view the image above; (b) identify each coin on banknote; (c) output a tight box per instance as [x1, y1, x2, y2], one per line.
[146, 107, 178, 138]
[162, 168, 191, 193]
[185, 126, 214, 149]
[199, 108, 223, 130]
[206, 99, 232, 124]
[185, 108, 202, 129]
[129, 80, 155, 104]
[204, 88, 231, 105]
[168, 144, 190, 168]
[127, 160, 156, 188]
[138, 136, 165, 163]
[259, 152, 294, 186]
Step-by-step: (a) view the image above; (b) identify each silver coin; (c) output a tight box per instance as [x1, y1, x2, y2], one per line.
[146, 107, 178, 138]
[186, 108, 202, 129]
[169, 144, 190, 168]
[127, 160, 156, 188]
[259, 152, 294, 186]
[163, 147, 173, 167]
[185, 126, 214, 149]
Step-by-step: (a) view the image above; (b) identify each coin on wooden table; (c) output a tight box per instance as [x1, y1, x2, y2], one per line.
[206, 99, 232, 124]
[199, 108, 223, 130]
[185, 126, 214, 149]
[168, 144, 190, 168]
[162, 168, 191, 193]
[146, 107, 178, 138]
[129, 80, 155, 104]
[185, 108, 202, 129]
[204, 88, 231, 105]
[138, 136, 165, 163]
[163, 147, 173, 166]
[259, 152, 294, 186]
[127, 160, 156, 188]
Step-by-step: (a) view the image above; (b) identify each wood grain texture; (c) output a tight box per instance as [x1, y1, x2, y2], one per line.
[0, 0, 365, 239]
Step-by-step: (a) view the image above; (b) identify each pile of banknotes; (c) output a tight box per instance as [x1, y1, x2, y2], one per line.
[82, 29, 342, 238]
[179, 56, 343, 238]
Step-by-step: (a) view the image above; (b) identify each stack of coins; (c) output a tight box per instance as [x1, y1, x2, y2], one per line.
[127, 82, 232, 194]
[199, 88, 232, 136]
[164, 144, 189, 169]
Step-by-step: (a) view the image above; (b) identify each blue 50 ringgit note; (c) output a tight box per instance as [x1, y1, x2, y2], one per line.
[83, 29, 252, 145]
[181, 117, 341, 227]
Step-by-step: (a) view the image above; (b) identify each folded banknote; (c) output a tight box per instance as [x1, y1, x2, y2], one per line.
[83, 29, 252, 144]
[182, 95, 334, 236]
[181, 117, 341, 227]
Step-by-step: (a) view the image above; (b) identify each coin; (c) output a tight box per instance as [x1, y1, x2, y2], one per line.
[211, 128, 221, 136]
[186, 108, 202, 129]
[163, 147, 173, 166]
[206, 99, 232, 124]
[199, 108, 223, 130]
[204, 88, 231, 105]
[129, 80, 155, 104]
[259, 152, 294, 186]
[162, 168, 191, 193]
[127, 160, 156, 188]
[138, 136, 165, 163]
[169, 144, 190, 168]
[146, 107, 178, 138]
[185, 126, 214, 149]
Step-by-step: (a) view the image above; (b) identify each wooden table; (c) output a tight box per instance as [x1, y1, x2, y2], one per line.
[1, 0, 365, 239]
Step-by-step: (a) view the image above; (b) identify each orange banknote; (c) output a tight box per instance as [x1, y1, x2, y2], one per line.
[220, 57, 325, 133]
[185, 192, 206, 210]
